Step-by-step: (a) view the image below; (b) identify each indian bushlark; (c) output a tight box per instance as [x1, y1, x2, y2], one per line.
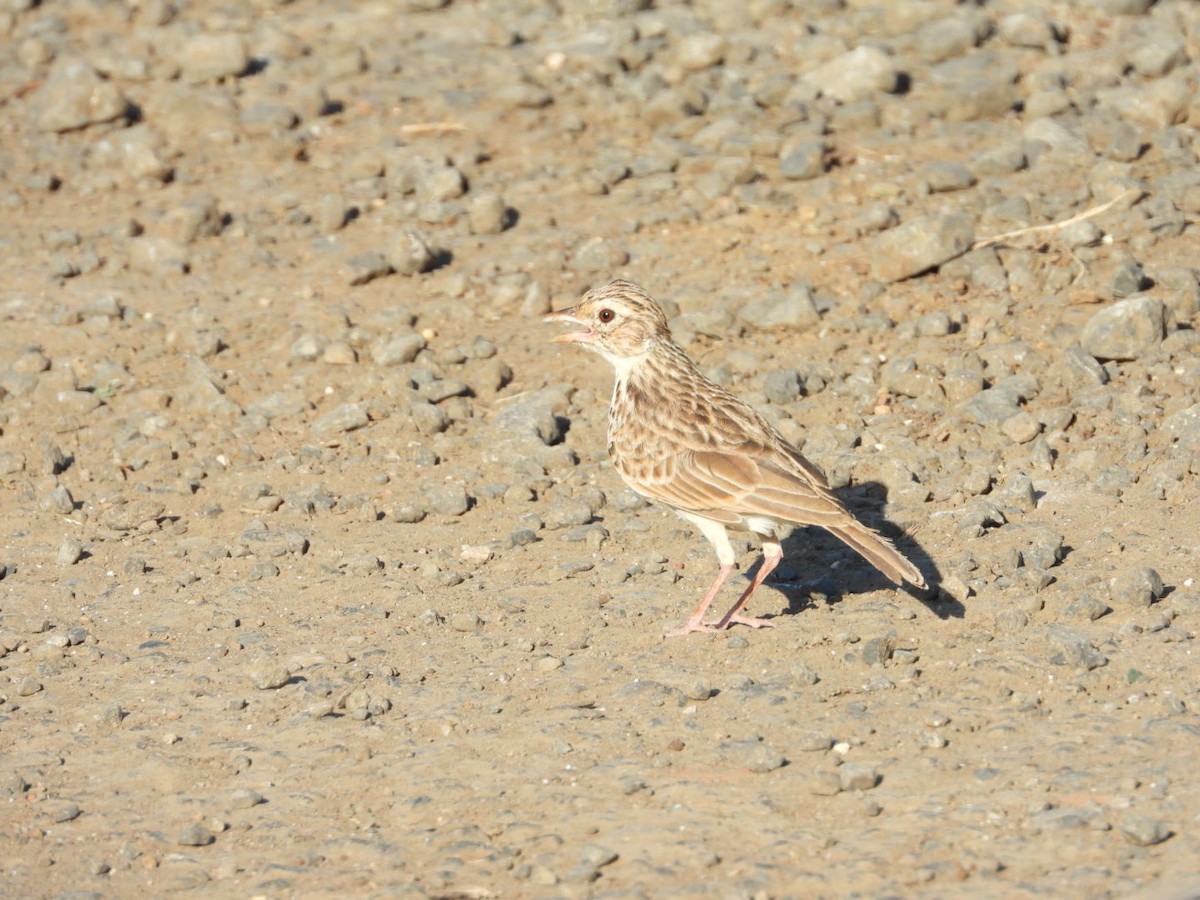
[547, 280, 925, 636]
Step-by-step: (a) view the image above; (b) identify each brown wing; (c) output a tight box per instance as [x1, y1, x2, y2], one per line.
[621, 445, 853, 529]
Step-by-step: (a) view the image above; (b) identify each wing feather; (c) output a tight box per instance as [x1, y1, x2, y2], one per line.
[620, 444, 853, 529]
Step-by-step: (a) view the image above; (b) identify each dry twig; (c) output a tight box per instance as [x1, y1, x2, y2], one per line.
[970, 188, 1139, 250]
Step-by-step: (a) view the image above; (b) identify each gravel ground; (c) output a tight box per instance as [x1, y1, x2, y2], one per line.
[2, 0, 1200, 897]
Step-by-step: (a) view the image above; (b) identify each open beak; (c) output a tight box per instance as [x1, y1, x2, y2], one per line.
[544, 307, 596, 344]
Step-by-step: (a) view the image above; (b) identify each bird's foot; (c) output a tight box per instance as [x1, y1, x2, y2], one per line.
[718, 613, 775, 630]
[665, 614, 774, 636]
[664, 618, 721, 637]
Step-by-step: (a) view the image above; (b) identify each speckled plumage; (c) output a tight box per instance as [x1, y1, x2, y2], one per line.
[547, 280, 925, 635]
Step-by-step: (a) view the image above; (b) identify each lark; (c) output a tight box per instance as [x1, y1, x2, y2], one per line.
[546, 280, 926, 636]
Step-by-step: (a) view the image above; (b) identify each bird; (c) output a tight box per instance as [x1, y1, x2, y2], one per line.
[545, 279, 926, 636]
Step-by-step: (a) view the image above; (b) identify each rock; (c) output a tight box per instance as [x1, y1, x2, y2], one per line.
[32, 57, 129, 132]
[1109, 568, 1164, 608]
[1001, 411, 1042, 444]
[870, 215, 975, 282]
[162, 195, 223, 244]
[998, 12, 1063, 49]
[544, 498, 594, 529]
[675, 33, 726, 71]
[804, 46, 900, 103]
[1065, 596, 1111, 621]
[311, 403, 369, 439]
[738, 285, 821, 330]
[56, 540, 85, 567]
[839, 764, 880, 792]
[388, 230, 436, 275]
[342, 251, 391, 286]
[230, 789, 265, 809]
[467, 192, 508, 234]
[177, 824, 215, 847]
[494, 389, 566, 445]
[1045, 625, 1107, 670]
[450, 612, 481, 632]
[179, 33, 248, 83]
[247, 658, 292, 690]
[1120, 815, 1171, 847]
[372, 333, 426, 366]
[920, 161, 976, 193]
[1081, 296, 1166, 361]
[778, 140, 826, 181]
[721, 740, 786, 773]
[962, 375, 1039, 425]
[763, 369, 802, 405]
[1161, 403, 1200, 449]
[421, 482, 470, 516]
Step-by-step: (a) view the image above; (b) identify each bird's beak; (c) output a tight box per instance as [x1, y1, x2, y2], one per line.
[544, 307, 596, 344]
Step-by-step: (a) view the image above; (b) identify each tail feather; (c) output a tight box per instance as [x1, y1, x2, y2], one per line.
[828, 521, 926, 590]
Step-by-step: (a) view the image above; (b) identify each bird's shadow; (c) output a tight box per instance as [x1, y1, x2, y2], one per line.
[747, 480, 956, 622]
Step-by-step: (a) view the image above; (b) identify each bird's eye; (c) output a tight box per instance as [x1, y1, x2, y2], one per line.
[598, 308, 615, 323]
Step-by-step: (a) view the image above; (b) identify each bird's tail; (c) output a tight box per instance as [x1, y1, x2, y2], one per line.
[827, 520, 927, 590]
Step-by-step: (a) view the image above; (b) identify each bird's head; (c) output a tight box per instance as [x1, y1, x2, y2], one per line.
[544, 280, 671, 365]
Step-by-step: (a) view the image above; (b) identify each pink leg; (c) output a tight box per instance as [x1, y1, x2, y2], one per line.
[665, 563, 734, 637]
[713, 548, 781, 630]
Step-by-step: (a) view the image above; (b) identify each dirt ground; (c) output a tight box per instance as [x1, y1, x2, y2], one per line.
[3, 1, 1200, 898]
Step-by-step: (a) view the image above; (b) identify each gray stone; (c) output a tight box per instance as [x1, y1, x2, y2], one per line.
[675, 33, 726, 71]
[246, 390, 312, 421]
[409, 401, 449, 434]
[467, 192, 508, 235]
[1024, 117, 1089, 157]
[1111, 262, 1149, 298]
[738, 285, 821, 330]
[962, 375, 1039, 425]
[804, 46, 899, 103]
[311, 403, 369, 439]
[230, 789, 265, 809]
[1081, 296, 1166, 361]
[1097, 79, 1192, 129]
[1001, 411, 1042, 444]
[839, 764, 880, 792]
[1161, 403, 1200, 449]
[371, 333, 426, 366]
[1045, 625, 1107, 670]
[1120, 815, 1171, 847]
[921, 161, 976, 193]
[180, 33, 248, 83]
[870, 215, 974, 282]
[1109, 567, 1164, 608]
[422, 482, 471, 516]
[32, 57, 129, 132]
[147, 83, 239, 143]
[342, 251, 391, 286]
[388, 230, 436, 276]
[162, 195, 223, 244]
[721, 740, 785, 773]
[914, 17, 982, 63]
[778, 140, 825, 181]
[494, 389, 566, 445]
[999, 12, 1062, 49]
[418, 165, 466, 202]
[1128, 36, 1188, 79]
[763, 369, 802, 405]
[247, 658, 292, 689]
[544, 498, 593, 530]
[1065, 595, 1111, 621]
[928, 53, 1020, 122]
[177, 824, 216, 847]
[56, 540, 85, 567]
